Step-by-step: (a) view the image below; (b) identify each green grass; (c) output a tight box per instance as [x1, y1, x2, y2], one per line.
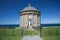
[23, 30, 40, 35]
[0, 36, 22, 40]
[0, 28, 22, 40]
[0, 27, 60, 40]
[0, 28, 21, 36]
[42, 36, 60, 40]
[41, 27, 60, 40]
[0, 28, 40, 40]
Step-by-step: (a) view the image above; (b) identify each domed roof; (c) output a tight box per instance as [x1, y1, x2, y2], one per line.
[21, 3, 39, 12]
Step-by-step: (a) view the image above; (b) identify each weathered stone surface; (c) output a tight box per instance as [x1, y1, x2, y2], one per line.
[20, 4, 40, 30]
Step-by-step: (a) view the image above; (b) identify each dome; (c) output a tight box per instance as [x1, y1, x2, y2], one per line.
[21, 3, 39, 12]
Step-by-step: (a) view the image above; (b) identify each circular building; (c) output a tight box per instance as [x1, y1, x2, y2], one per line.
[19, 4, 41, 30]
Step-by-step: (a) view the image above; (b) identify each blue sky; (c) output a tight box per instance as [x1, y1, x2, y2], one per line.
[0, 0, 60, 24]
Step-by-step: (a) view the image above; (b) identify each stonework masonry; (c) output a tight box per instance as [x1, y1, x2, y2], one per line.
[19, 4, 41, 30]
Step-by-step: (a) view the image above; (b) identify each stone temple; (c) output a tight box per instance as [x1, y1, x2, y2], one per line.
[19, 4, 41, 30]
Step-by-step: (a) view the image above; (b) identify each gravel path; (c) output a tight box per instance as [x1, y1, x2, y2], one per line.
[22, 35, 43, 40]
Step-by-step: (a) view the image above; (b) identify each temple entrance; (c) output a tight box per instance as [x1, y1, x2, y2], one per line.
[29, 20, 32, 26]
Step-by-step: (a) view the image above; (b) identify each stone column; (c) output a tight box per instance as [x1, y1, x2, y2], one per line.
[20, 14, 24, 28]
[36, 15, 37, 26]
[37, 14, 40, 26]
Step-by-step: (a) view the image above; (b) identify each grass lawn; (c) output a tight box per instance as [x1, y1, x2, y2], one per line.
[0, 36, 22, 40]
[0, 27, 60, 40]
[0, 28, 40, 40]
[42, 36, 60, 40]
[23, 29, 40, 36]
[0, 28, 22, 40]
[41, 27, 60, 40]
